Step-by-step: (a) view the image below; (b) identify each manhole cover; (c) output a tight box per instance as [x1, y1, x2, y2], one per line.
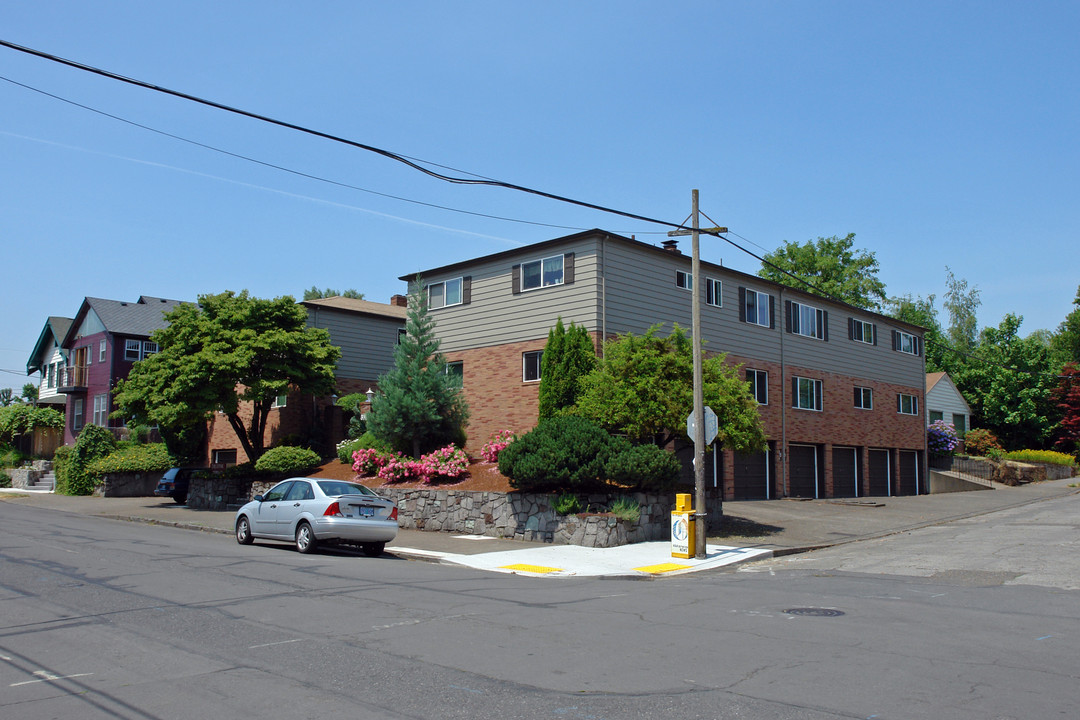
[783, 607, 845, 617]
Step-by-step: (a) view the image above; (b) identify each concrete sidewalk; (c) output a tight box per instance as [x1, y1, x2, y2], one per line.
[2, 477, 1076, 578]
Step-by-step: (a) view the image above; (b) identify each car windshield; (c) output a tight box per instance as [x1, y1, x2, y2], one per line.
[317, 481, 377, 497]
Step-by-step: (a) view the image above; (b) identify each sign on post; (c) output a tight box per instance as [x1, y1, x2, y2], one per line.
[686, 405, 718, 446]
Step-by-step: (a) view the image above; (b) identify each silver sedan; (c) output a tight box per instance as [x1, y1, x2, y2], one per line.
[234, 478, 398, 556]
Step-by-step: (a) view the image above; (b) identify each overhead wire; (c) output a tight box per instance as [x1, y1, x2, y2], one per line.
[0, 38, 1057, 381]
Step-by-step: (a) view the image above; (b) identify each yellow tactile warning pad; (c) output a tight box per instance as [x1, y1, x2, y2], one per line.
[634, 562, 692, 574]
[499, 563, 563, 574]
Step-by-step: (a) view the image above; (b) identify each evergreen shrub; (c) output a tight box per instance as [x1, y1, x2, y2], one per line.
[498, 416, 615, 492]
[604, 440, 681, 490]
[87, 443, 174, 475]
[254, 446, 322, 473]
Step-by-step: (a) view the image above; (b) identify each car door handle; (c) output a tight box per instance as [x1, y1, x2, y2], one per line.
[293, 502, 301, 507]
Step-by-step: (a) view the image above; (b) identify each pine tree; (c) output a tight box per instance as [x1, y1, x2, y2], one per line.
[538, 318, 597, 419]
[367, 278, 468, 457]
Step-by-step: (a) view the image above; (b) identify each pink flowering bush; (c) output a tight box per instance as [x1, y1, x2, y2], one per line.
[481, 430, 516, 463]
[352, 448, 391, 476]
[377, 454, 425, 483]
[422, 445, 470, 480]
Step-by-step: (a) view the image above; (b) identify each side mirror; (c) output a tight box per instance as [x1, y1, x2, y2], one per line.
[253, 494, 264, 502]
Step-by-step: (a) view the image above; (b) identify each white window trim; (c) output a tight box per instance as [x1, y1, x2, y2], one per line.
[747, 369, 768, 405]
[897, 331, 918, 355]
[93, 394, 109, 426]
[855, 386, 873, 410]
[898, 393, 920, 416]
[790, 300, 825, 340]
[705, 278, 722, 307]
[521, 254, 564, 292]
[793, 376, 823, 412]
[676, 270, 692, 291]
[745, 290, 770, 328]
[853, 319, 874, 344]
[428, 277, 463, 310]
[522, 350, 543, 382]
[272, 394, 288, 409]
[99, 340, 107, 363]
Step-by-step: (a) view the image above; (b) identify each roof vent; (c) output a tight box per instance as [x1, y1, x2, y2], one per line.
[662, 239, 681, 254]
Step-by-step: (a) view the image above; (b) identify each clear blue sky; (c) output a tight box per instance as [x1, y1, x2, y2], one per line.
[2, 1, 1078, 386]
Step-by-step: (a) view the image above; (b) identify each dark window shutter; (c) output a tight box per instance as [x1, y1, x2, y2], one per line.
[892, 330, 900, 351]
[897, 395, 902, 413]
[872, 324, 878, 345]
[848, 317, 855, 340]
[512, 265, 521, 295]
[816, 380, 822, 411]
[462, 276, 472, 305]
[915, 336, 922, 356]
[853, 387, 860, 407]
[738, 287, 747, 322]
[822, 310, 829, 341]
[785, 300, 793, 333]
[564, 253, 575, 285]
[792, 377, 799, 406]
[769, 295, 776, 329]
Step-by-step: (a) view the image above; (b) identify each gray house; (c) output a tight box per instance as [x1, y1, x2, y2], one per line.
[926, 372, 972, 436]
[403, 229, 928, 500]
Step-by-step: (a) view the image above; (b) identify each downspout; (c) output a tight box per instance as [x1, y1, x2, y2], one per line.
[779, 286, 788, 498]
[600, 235, 607, 359]
[920, 330, 927, 494]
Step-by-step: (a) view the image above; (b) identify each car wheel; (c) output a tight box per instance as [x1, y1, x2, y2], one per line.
[362, 542, 385, 557]
[295, 522, 318, 554]
[172, 494, 187, 505]
[235, 516, 254, 545]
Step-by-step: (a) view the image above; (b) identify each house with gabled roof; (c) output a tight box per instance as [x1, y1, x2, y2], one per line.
[926, 372, 972, 436]
[402, 229, 929, 500]
[26, 316, 74, 411]
[56, 296, 184, 444]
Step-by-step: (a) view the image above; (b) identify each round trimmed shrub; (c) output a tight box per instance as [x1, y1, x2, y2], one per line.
[498, 416, 615, 492]
[605, 441, 680, 490]
[254, 446, 322, 474]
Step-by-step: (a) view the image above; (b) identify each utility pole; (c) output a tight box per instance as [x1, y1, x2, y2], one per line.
[669, 190, 726, 559]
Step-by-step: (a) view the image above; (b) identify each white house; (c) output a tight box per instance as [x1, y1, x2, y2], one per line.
[926, 372, 972, 435]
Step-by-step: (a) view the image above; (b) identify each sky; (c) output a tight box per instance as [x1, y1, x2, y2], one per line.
[2, 1, 1078, 387]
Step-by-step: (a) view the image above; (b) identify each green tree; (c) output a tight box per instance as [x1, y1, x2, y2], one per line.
[0, 389, 13, 407]
[953, 314, 1058, 449]
[943, 267, 981, 354]
[303, 287, 364, 300]
[1052, 363, 1080, 455]
[574, 324, 766, 453]
[1051, 285, 1080, 368]
[21, 384, 38, 404]
[367, 279, 468, 457]
[537, 318, 597, 419]
[114, 291, 341, 462]
[0, 405, 64, 445]
[758, 233, 887, 311]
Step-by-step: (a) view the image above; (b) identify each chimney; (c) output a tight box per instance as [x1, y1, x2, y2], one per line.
[662, 239, 682, 254]
[390, 294, 408, 307]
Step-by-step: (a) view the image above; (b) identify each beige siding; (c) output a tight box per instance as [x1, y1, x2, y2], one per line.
[423, 236, 602, 352]
[306, 308, 402, 381]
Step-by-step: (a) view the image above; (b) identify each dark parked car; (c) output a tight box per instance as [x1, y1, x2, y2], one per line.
[154, 467, 201, 504]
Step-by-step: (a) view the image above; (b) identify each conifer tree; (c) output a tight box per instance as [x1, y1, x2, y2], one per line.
[367, 278, 468, 457]
[537, 318, 597, 419]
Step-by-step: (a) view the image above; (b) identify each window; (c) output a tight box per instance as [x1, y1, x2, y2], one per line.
[897, 393, 920, 415]
[522, 255, 564, 291]
[746, 369, 768, 405]
[397, 328, 407, 344]
[952, 413, 967, 435]
[125, 339, 142, 361]
[705, 278, 722, 307]
[523, 350, 543, 382]
[73, 398, 85, 432]
[445, 361, 463, 387]
[787, 300, 827, 340]
[850, 318, 875, 344]
[893, 330, 921, 356]
[428, 277, 463, 309]
[47, 363, 56, 389]
[854, 386, 873, 410]
[676, 270, 692, 290]
[85, 345, 92, 365]
[741, 288, 772, 328]
[212, 449, 238, 468]
[99, 340, 107, 362]
[929, 410, 944, 423]
[93, 394, 109, 426]
[793, 377, 822, 411]
[272, 394, 288, 409]
[143, 341, 159, 357]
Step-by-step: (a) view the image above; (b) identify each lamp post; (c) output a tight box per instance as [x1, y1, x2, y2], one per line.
[668, 190, 726, 559]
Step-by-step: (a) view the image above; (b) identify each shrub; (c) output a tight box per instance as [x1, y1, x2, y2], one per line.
[1004, 449, 1077, 467]
[254, 446, 322, 474]
[352, 447, 392, 476]
[87, 443, 174, 475]
[481, 430, 516, 463]
[377, 454, 424, 483]
[927, 420, 960, 456]
[608, 496, 641, 523]
[604, 440, 681, 490]
[0, 470, 10, 488]
[337, 437, 364, 464]
[420, 444, 470, 480]
[964, 428, 1003, 456]
[553, 492, 583, 516]
[56, 425, 118, 495]
[498, 416, 615, 492]
[986, 447, 1006, 461]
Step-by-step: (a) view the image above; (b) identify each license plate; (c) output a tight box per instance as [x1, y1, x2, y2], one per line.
[359, 506, 375, 517]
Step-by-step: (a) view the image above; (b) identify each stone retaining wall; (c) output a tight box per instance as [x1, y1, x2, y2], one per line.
[94, 472, 159, 497]
[193, 476, 723, 548]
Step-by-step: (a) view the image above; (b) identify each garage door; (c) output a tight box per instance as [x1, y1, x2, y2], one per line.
[831, 447, 859, 498]
[897, 450, 920, 495]
[733, 443, 774, 500]
[867, 449, 891, 496]
[788, 444, 818, 498]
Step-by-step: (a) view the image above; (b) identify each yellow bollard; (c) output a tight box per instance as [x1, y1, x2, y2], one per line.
[671, 493, 695, 559]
